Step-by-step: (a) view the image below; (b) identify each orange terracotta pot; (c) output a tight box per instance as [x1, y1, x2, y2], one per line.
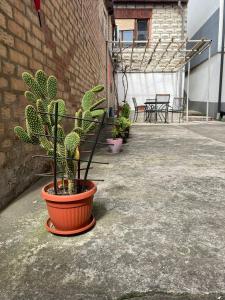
[41, 180, 97, 235]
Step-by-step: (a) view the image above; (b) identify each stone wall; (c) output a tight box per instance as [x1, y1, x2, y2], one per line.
[151, 4, 187, 41]
[115, 3, 187, 41]
[0, 0, 114, 209]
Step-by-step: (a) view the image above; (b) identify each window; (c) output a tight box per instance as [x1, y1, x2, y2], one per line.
[120, 30, 134, 46]
[136, 19, 148, 41]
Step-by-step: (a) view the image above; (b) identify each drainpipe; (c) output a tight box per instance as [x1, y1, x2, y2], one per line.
[218, 0, 225, 113]
[178, 0, 185, 97]
[178, 0, 185, 39]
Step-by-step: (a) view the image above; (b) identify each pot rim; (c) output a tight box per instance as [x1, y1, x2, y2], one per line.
[41, 179, 97, 203]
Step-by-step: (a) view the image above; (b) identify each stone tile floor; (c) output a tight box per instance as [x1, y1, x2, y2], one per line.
[1, 122, 225, 300]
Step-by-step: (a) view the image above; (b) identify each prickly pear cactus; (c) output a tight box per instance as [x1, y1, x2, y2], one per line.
[14, 70, 107, 195]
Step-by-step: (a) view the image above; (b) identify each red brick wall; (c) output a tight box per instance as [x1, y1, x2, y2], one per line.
[0, 0, 114, 208]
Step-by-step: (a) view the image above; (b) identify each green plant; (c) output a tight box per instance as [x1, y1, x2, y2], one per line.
[121, 102, 131, 119]
[112, 116, 131, 139]
[14, 70, 106, 195]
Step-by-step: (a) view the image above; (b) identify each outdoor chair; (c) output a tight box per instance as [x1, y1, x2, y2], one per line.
[132, 97, 146, 122]
[155, 94, 170, 123]
[170, 97, 185, 123]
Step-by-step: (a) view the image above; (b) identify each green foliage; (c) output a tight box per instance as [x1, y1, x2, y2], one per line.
[121, 102, 131, 119]
[112, 116, 131, 139]
[14, 71, 107, 195]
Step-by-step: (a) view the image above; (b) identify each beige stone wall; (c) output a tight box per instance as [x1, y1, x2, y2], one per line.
[0, 0, 113, 208]
[151, 4, 187, 42]
[114, 3, 187, 42]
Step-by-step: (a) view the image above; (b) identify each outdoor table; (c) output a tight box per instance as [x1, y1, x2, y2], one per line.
[144, 100, 170, 123]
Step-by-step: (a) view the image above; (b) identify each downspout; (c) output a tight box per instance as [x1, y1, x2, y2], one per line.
[178, 0, 185, 39]
[178, 1, 185, 98]
[218, 0, 225, 113]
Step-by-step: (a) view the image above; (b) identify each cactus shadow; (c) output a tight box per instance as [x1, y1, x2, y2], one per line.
[93, 200, 108, 221]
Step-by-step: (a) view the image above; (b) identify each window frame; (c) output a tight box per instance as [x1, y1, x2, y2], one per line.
[135, 18, 150, 41]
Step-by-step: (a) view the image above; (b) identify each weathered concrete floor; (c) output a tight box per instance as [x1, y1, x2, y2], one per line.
[1, 122, 225, 300]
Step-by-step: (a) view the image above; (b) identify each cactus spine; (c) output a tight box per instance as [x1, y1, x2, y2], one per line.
[14, 70, 106, 195]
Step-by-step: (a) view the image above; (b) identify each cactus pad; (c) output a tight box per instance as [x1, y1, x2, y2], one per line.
[35, 70, 48, 98]
[22, 72, 43, 98]
[75, 109, 82, 128]
[48, 99, 66, 125]
[64, 132, 80, 156]
[82, 110, 93, 132]
[14, 126, 33, 144]
[47, 76, 57, 99]
[91, 85, 104, 93]
[73, 127, 84, 137]
[90, 109, 105, 118]
[37, 99, 49, 125]
[90, 98, 106, 111]
[25, 105, 44, 135]
[24, 91, 37, 105]
[81, 91, 95, 111]
[52, 124, 65, 145]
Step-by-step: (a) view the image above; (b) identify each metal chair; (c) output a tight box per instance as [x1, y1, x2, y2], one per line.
[155, 94, 170, 123]
[171, 97, 185, 123]
[132, 97, 145, 122]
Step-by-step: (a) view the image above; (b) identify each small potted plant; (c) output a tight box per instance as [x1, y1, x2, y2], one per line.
[116, 116, 131, 143]
[14, 70, 106, 235]
[106, 124, 123, 154]
[120, 102, 131, 138]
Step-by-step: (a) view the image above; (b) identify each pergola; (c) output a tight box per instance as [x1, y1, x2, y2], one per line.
[108, 38, 212, 121]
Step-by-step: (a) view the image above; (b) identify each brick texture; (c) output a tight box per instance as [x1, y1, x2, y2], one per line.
[0, 0, 114, 209]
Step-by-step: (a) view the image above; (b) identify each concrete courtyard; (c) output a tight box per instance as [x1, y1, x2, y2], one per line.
[1, 122, 225, 300]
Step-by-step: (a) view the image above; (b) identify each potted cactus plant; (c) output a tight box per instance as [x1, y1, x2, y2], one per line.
[14, 70, 106, 235]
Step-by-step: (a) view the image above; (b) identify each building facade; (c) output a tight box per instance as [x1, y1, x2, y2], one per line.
[0, 0, 114, 208]
[187, 0, 225, 117]
[113, 0, 188, 107]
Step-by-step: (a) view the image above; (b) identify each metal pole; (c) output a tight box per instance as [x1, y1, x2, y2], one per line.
[218, 0, 225, 113]
[106, 40, 109, 117]
[53, 102, 58, 194]
[186, 61, 190, 122]
[84, 111, 106, 182]
[207, 45, 211, 122]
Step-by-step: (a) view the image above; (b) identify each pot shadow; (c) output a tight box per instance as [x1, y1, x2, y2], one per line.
[93, 201, 108, 221]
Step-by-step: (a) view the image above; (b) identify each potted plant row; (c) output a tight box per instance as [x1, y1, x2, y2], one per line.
[14, 69, 106, 236]
[107, 102, 131, 154]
